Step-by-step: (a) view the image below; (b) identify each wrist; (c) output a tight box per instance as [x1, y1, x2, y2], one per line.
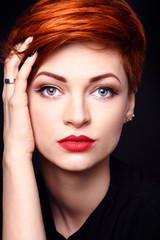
[3, 148, 33, 169]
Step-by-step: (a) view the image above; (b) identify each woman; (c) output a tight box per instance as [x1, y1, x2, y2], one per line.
[2, 0, 160, 239]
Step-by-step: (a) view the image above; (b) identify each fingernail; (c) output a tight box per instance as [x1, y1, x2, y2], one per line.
[29, 50, 36, 57]
[25, 36, 33, 44]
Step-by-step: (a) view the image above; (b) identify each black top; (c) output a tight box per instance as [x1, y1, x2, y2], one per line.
[37, 156, 160, 240]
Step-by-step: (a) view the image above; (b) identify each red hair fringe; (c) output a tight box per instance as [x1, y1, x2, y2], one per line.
[2, 0, 146, 92]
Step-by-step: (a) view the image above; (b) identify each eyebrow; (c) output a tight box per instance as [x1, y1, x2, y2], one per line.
[35, 71, 121, 84]
[35, 71, 67, 82]
[90, 73, 121, 83]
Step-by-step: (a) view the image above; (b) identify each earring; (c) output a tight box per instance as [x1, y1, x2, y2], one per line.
[127, 114, 135, 122]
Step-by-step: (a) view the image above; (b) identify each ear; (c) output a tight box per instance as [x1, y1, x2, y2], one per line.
[124, 92, 135, 123]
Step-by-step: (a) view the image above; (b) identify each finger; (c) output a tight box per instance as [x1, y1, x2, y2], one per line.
[3, 36, 33, 100]
[14, 51, 38, 95]
[4, 37, 33, 78]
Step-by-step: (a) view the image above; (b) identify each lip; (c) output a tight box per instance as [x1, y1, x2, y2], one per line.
[57, 135, 95, 152]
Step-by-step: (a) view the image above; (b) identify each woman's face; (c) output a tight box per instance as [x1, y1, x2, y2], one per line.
[27, 43, 135, 171]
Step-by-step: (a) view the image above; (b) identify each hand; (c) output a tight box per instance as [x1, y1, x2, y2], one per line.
[2, 37, 38, 158]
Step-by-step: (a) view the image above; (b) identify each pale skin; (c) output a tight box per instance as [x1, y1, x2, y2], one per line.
[2, 37, 46, 240]
[2, 38, 135, 239]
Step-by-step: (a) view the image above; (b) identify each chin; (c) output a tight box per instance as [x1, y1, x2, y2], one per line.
[40, 151, 104, 173]
[57, 156, 98, 172]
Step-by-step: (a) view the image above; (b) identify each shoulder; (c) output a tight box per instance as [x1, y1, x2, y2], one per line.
[111, 155, 160, 203]
[111, 156, 160, 239]
[116, 187, 160, 239]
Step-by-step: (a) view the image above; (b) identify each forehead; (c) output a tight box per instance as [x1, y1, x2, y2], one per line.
[37, 42, 127, 82]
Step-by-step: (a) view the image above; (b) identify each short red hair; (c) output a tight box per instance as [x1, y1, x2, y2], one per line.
[3, 0, 146, 93]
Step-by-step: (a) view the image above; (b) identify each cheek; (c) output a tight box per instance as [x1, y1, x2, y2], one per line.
[92, 98, 127, 152]
[28, 97, 60, 146]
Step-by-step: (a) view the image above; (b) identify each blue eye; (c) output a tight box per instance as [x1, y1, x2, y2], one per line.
[46, 87, 57, 96]
[98, 88, 109, 96]
[93, 87, 118, 98]
[36, 85, 61, 97]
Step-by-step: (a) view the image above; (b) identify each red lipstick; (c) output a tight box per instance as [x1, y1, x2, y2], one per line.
[57, 135, 95, 152]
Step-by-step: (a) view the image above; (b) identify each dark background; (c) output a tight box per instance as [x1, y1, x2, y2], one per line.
[0, 0, 159, 235]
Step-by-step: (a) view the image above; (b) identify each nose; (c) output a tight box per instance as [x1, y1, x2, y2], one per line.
[63, 94, 91, 128]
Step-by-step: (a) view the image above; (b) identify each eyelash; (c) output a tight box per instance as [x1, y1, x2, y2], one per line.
[92, 86, 119, 98]
[35, 85, 119, 98]
[35, 85, 62, 97]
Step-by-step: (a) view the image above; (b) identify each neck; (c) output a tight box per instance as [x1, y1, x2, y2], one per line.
[40, 156, 110, 238]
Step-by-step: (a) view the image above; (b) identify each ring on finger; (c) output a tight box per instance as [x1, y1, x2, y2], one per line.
[4, 78, 16, 84]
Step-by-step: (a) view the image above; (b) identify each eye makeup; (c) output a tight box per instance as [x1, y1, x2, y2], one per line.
[35, 85, 63, 97]
[92, 86, 119, 97]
